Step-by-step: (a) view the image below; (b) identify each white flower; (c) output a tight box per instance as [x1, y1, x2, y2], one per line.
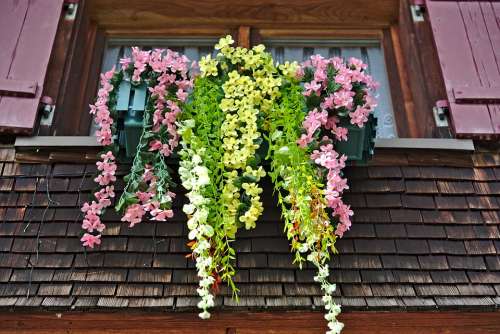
[192, 154, 202, 165]
[198, 311, 211, 319]
[327, 321, 344, 333]
[183, 204, 196, 215]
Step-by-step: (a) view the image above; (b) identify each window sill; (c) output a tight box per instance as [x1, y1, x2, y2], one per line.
[15, 136, 475, 151]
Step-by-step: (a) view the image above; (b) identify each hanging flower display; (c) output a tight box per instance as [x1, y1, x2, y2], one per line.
[82, 47, 192, 247]
[178, 36, 282, 318]
[85, 36, 378, 334]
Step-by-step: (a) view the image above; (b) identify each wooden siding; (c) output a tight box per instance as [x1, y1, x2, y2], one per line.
[1, 312, 500, 334]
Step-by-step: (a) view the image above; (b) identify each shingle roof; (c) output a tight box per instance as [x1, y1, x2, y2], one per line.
[0, 147, 499, 311]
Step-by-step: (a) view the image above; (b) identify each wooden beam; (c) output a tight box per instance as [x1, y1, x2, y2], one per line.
[237, 26, 251, 48]
[258, 28, 383, 40]
[390, 24, 420, 137]
[1, 311, 500, 334]
[87, 0, 399, 30]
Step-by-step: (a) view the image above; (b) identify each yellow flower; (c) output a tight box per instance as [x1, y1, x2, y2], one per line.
[199, 55, 218, 77]
[215, 35, 235, 50]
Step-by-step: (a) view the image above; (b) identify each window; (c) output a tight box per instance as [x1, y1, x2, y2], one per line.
[40, 1, 441, 139]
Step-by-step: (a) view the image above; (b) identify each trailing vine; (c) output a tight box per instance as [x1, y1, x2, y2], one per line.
[82, 48, 192, 246]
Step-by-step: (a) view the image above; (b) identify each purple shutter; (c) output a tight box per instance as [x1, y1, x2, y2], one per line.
[0, 0, 64, 134]
[426, 0, 500, 138]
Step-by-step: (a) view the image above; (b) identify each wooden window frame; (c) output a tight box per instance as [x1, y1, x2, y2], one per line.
[45, 0, 442, 139]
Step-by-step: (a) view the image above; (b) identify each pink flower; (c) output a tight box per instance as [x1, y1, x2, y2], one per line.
[350, 105, 370, 127]
[149, 139, 163, 151]
[176, 89, 188, 102]
[81, 233, 101, 248]
[303, 81, 321, 97]
[120, 57, 131, 70]
[334, 127, 348, 141]
[150, 209, 174, 221]
[121, 204, 145, 227]
[333, 89, 355, 110]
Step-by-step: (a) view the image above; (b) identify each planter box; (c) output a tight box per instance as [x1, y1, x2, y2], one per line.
[116, 81, 147, 157]
[335, 114, 377, 164]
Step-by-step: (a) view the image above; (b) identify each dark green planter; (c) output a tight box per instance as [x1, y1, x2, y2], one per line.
[116, 81, 147, 158]
[335, 114, 377, 165]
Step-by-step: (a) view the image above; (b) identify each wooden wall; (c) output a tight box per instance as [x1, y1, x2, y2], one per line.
[1, 311, 500, 334]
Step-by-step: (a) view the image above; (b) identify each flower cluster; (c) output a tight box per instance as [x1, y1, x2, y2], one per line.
[89, 68, 116, 146]
[214, 36, 280, 232]
[300, 55, 377, 237]
[84, 47, 192, 246]
[297, 55, 378, 332]
[178, 120, 215, 319]
[115, 48, 192, 227]
[81, 66, 119, 247]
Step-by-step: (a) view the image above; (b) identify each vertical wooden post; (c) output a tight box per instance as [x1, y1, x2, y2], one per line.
[390, 24, 420, 138]
[237, 26, 251, 48]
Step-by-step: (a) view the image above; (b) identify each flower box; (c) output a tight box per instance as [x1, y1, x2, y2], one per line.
[335, 114, 377, 164]
[115, 81, 147, 157]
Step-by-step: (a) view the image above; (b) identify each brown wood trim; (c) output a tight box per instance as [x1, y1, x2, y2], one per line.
[0, 311, 499, 334]
[105, 26, 234, 38]
[385, 26, 418, 137]
[87, 0, 399, 30]
[237, 26, 251, 48]
[258, 28, 383, 40]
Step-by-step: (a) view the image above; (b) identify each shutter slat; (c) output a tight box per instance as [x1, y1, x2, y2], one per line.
[0, 0, 63, 134]
[0, 1, 28, 77]
[453, 86, 500, 102]
[0, 79, 37, 96]
[426, 0, 497, 137]
[459, 2, 500, 89]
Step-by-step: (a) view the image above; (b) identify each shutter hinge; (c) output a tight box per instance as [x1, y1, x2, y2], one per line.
[411, 0, 425, 22]
[433, 99, 449, 127]
[63, 1, 78, 21]
[39, 96, 55, 127]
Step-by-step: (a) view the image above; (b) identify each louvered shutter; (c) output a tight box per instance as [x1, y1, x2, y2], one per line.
[0, 0, 64, 134]
[426, 0, 500, 138]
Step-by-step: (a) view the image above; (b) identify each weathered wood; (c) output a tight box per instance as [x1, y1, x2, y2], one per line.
[453, 86, 500, 102]
[426, 0, 500, 137]
[88, 0, 399, 30]
[0, 311, 499, 333]
[258, 28, 383, 40]
[53, 0, 102, 136]
[0, 79, 37, 96]
[383, 27, 413, 138]
[397, 0, 448, 138]
[238, 26, 251, 48]
[0, 0, 63, 134]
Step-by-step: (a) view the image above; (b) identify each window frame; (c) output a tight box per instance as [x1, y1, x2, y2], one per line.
[45, 0, 442, 139]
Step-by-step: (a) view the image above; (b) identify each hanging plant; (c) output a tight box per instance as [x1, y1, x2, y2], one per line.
[85, 36, 378, 334]
[178, 36, 282, 318]
[82, 47, 192, 246]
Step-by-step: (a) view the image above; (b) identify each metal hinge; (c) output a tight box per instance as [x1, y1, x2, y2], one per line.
[411, 0, 425, 22]
[433, 100, 449, 127]
[64, 1, 78, 20]
[39, 96, 55, 127]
